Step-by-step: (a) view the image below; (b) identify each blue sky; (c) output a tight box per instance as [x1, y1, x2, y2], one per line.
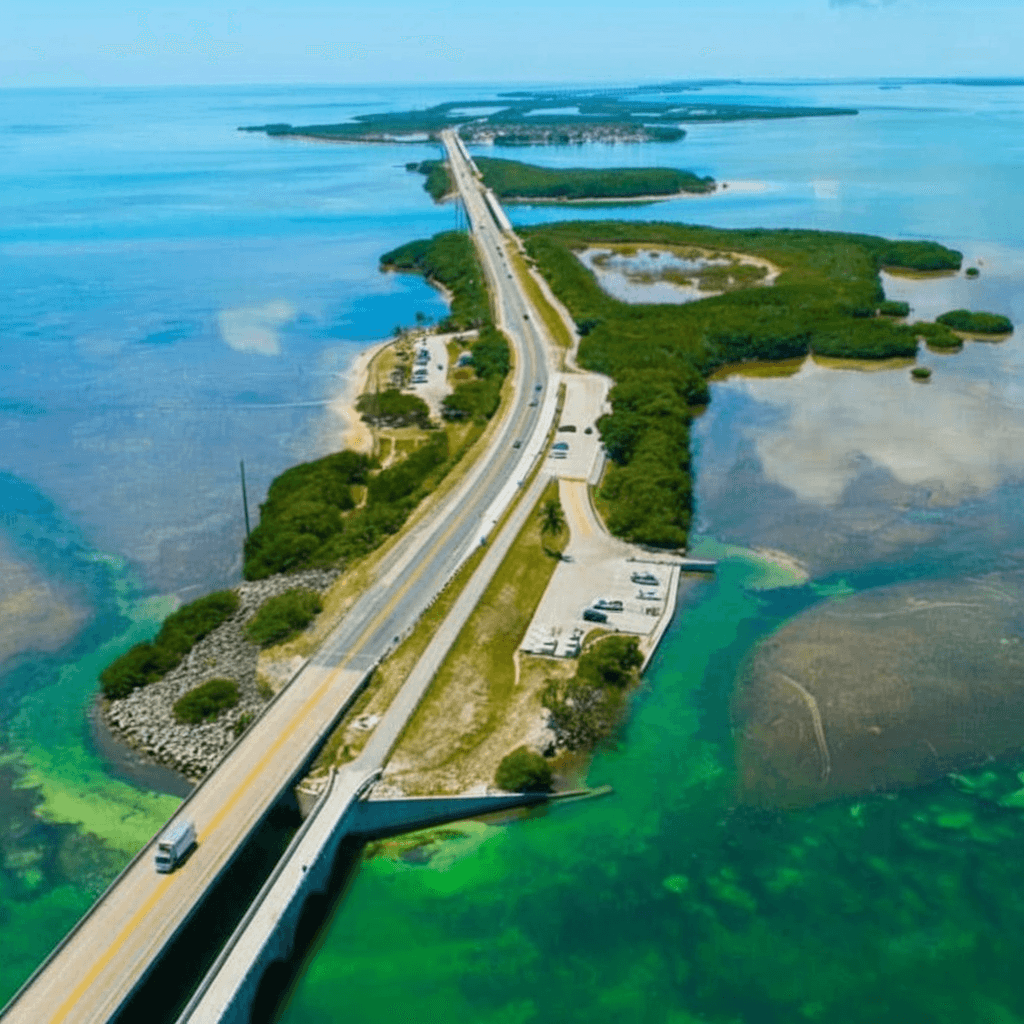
[3, 0, 1021, 88]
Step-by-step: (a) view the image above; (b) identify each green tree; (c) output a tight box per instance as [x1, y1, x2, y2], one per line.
[541, 678, 624, 751]
[539, 498, 566, 552]
[578, 635, 643, 688]
[495, 747, 553, 792]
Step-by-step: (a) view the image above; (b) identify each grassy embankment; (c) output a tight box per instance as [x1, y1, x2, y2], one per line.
[411, 157, 714, 202]
[521, 220, 965, 550]
[311, 380, 567, 774]
[376, 480, 569, 794]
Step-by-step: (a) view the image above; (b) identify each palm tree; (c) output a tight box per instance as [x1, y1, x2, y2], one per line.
[539, 499, 566, 554]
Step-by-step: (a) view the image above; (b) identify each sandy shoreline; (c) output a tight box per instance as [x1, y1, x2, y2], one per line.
[329, 338, 393, 454]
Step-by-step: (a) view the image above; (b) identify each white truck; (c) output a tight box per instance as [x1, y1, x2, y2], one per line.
[154, 820, 196, 873]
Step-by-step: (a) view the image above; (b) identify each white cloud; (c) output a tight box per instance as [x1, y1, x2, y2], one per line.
[216, 300, 296, 356]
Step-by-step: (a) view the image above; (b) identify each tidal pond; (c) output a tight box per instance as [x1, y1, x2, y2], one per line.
[578, 245, 776, 305]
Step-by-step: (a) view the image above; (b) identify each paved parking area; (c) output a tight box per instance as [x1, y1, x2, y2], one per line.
[521, 479, 681, 659]
[407, 331, 454, 419]
[546, 373, 609, 482]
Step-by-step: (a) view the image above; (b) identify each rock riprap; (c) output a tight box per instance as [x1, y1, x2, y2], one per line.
[103, 569, 337, 781]
[733, 572, 1024, 807]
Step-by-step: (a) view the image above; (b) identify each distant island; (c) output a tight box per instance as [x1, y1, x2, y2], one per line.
[239, 87, 857, 147]
[408, 156, 716, 202]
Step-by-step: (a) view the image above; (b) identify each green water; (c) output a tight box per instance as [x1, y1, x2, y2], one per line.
[0, 509, 181, 1001]
[275, 533, 1024, 1022]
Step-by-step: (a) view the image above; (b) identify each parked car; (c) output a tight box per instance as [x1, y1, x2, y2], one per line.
[593, 598, 624, 612]
[582, 608, 608, 623]
[552, 441, 569, 451]
[637, 589, 659, 601]
[631, 571, 661, 587]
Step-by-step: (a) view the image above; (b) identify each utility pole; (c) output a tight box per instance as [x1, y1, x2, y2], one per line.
[239, 460, 251, 539]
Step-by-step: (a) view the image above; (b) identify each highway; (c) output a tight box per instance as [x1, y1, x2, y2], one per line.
[1, 132, 557, 1024]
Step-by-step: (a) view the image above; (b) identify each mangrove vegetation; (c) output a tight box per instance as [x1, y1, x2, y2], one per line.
[411, 156, 715, 202]
[99, 590, 240, 699]
[522, 220, 962, 548]
[405, 159, 451, 201]
[937, 309, 1014, 334]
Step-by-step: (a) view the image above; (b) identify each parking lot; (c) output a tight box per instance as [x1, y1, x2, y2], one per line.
[406, 332, 453, 419]
[521, 479, 682, 659]
[546, 373, 608, 482]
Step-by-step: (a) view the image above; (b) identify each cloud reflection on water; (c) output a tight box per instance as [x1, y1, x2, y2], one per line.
[731, 355, 1024, 506]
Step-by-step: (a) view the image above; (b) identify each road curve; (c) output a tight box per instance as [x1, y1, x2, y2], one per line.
[0, 136, 557, 1024]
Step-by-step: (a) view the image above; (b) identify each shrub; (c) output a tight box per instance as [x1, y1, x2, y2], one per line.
[357, 390, 431, 428]
[100, 591, 240, 699]
[878, 300, 910, 317]
[443, 326, 511, 422]
[233, 712, 254, 738]
[542, 679, 625, 751]
[966, 267, 980, 278]
[936, 309, 1013, 335]
[173, 678, 240, 725]
[914, 321, 962, 349]
[911, 366, 932, 380]
[244, 589, 323, 647]
[578, 635, 644, 688]
[495, 747, 553, 792]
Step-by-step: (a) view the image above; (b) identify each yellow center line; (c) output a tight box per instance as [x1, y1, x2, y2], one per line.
[50, 877, 174, 1023]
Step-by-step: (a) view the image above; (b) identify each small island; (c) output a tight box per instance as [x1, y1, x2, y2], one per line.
[411, 156, 715, 202]
[937, 308, 1014, 335]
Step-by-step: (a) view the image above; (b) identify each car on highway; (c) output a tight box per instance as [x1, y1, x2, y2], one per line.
[582, 608, 608, 623]
[534, 382, 543, 391]
[512, 439, 522, 449]
[529, 398, 539, 407]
